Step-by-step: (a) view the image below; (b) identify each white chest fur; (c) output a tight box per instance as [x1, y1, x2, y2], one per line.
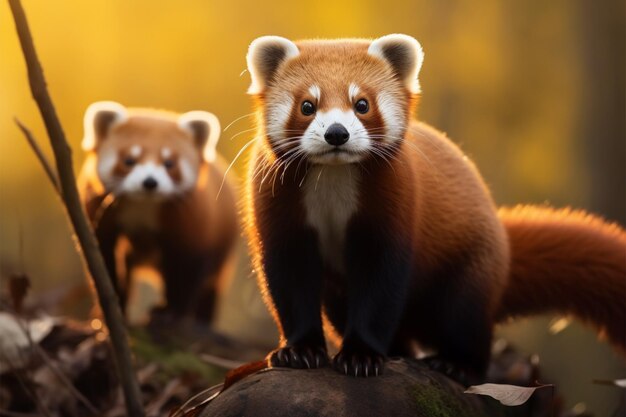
[116, 198, 160, 233]
[303, 165, 360, 273]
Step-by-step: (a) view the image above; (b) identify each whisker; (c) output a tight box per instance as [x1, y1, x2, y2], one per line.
[314, 166, 324, 191]
[228, 127, 304, 142]
[216, 136, 259, 200]
[281, 150, 307, 184]
[223, 112, 255, 132]
[298, 163, 311, 187]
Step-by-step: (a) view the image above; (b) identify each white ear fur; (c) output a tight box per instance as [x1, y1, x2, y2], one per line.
[246, 36, 300, 95]
[368, 34, 424, 93]
[82, 101, 128, 151]
[178, 111, 221, 162]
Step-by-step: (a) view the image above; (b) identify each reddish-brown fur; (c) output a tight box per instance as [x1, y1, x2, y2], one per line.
[246, 119, 511, 374]
[497, 206, 626, 351]
[244, 36, 626, 379]
[79, 107, 238, 322]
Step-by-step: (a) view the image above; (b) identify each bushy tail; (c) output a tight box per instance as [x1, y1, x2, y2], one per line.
[496, 205, 626, 352]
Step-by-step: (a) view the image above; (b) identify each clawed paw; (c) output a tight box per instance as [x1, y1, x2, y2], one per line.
[267, 345, 328, 369]
[332, 348, 385, 377]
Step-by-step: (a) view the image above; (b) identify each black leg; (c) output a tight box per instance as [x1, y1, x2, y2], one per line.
[335, 220, 412, 377]
[262, 228, 328, 369]
[322, 269, 348, 335]
[415, 258, 496, 385]
[193, 284, 217, 323]
[427, 285, 493, 384]
[160, 251, 209, 318]
[192, 245, 234, 323]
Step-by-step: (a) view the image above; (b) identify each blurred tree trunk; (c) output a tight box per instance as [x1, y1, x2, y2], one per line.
[576, 0, 626, 224]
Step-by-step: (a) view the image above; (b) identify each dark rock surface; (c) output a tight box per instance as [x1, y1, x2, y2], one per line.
[199, 358, 496, 417]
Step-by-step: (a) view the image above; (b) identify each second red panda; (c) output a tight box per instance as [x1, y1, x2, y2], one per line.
[78, 102, 238, 323]
[243, 34, 626, 380]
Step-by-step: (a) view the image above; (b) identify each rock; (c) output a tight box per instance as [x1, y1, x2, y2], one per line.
[198, 358, 493, 417]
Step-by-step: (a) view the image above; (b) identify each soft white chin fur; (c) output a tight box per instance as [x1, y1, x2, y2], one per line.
[308, 150, 365, 165]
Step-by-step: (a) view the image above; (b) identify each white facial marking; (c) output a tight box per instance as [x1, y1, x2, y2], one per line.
[96, 149, 119, 190]
[303, 165, 360, 273]
[161, 147, 172, 159]
[178, 159, 197, 191]
[301, 108, 370, 164]
[130, 145, 142, 158]
[348, 83, 360, 102]
[376, 92, 404, 141]
[120, 162, 175, 196]
[266, 92, 294, 142]
[309, 85, 321, 102]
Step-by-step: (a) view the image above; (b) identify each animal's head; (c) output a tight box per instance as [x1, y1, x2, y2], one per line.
[246, 34, 423, 165]
[82, 101, 220, 197]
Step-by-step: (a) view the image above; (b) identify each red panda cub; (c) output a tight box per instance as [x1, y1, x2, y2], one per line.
[243, 35, 626, 380]
[78, 102, 238, 323]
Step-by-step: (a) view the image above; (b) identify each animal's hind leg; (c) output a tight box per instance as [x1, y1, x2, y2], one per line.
[420, 272, 496, 385]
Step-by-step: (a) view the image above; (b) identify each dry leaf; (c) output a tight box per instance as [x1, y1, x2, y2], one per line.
[464, 382, 553, 406]
[0, 313, 56, 372]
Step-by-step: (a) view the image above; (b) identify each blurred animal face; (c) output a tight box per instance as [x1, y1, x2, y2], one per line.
[95, 121, 199, 197]
[247, 35, 423, 165]
[82, 103, 221, 198]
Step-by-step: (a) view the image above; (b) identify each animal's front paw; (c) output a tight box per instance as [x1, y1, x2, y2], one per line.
[333, 347, 385, 377]
[267, 345, 328, 369]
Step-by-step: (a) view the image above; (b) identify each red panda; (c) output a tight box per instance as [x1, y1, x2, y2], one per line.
[78, 101, 238, 323]
[242, 34, 626, 380]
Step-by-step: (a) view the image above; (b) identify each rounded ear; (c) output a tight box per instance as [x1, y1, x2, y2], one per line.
[82, 101, 128, 151]
[368, 34, 424, 94]
[246, 36, 300, 95]
[178, 111, 221, 162]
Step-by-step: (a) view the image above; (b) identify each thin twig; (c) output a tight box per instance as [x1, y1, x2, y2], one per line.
[34, 343, 100, 414]
[7, 1, 145, 415]
[14, 118, 60, 194]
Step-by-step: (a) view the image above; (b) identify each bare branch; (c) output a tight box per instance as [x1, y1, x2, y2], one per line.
[14, 118, 61, 194]
[7, 1, 145, 415]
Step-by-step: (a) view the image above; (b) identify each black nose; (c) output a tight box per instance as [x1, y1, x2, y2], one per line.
[142, 177, 158, 191]
[324, 123, 350, 146]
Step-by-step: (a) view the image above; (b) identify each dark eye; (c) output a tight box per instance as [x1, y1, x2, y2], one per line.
[355, 99, 369, 114]
[123, 157, 136, 167]
[301, 100, 316, 116]
[163, 159, 176, 169]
